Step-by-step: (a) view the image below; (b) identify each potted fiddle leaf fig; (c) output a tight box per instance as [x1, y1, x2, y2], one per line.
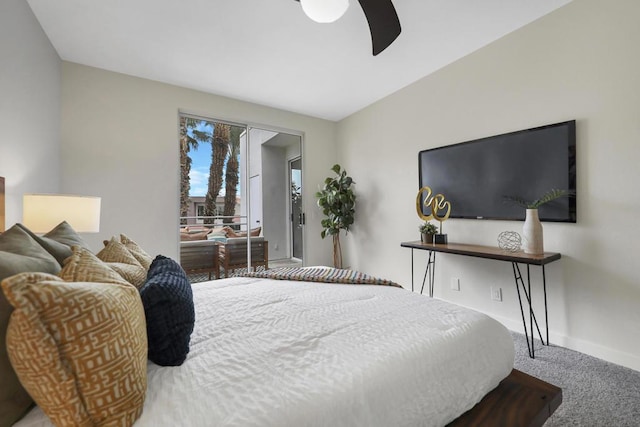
[419, 221, 438, 244]
[315, 164, 356, 269]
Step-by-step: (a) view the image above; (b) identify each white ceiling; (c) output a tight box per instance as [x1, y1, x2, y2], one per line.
[27, 0, 571, 122]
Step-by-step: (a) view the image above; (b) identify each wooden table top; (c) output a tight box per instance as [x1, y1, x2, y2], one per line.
[400, 241, 561, 266]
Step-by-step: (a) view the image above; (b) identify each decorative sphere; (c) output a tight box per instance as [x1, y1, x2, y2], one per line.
[498, 231, 521, 252]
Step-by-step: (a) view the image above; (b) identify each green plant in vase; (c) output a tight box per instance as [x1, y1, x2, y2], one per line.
[504, 189, 575, 254]
[419, 221, 438, 244]
[503, 189, 575, 209]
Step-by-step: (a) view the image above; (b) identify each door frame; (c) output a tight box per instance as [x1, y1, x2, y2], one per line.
[179, 110, 305, 268]
[244, 123, 305, 267]
[288, 156, 303, 261]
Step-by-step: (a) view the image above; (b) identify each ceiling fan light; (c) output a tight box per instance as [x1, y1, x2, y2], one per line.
[300, 0, 349, 23]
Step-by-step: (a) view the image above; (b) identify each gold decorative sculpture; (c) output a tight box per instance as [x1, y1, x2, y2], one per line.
[416, 186, 451, 242]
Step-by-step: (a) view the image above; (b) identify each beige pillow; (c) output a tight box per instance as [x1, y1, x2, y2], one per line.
[0, 225, 61, 426]
[179, 230, 210, 241]
[223, 226, 261, 238]
[1, 273, 147, 427]
[59, 246, 130, 286]
[120, 234, 153, 270]
[96, 238, 147, 289]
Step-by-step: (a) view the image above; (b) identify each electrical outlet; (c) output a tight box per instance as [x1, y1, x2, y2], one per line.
[491, 286, 502, 302]
[450, 277, 460, 291]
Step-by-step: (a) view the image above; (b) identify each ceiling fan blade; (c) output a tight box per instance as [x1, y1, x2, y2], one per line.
[357, 0, 401, 55]
[294, 0, 401, 55]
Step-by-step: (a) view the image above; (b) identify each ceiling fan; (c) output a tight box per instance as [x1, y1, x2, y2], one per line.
[294, 0, 401, 56]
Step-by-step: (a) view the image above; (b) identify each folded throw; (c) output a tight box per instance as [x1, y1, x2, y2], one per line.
[243, 267, 403, 288]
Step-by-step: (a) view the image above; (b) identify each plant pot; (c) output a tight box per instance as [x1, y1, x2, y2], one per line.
[523, 209, 544, 255]
[421, 233, 434, 244]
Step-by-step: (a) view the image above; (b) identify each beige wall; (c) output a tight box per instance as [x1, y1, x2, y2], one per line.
[60, 63, 337, 264]
[0, 0, 61, 226]
[337, 0, 640, 369]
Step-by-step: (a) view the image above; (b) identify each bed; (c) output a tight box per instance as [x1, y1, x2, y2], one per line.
[0, 193, 559, 426]
[13, 273, 515, 427]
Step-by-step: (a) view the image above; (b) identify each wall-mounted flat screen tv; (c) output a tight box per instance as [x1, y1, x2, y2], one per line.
[419, 120, 576, 222]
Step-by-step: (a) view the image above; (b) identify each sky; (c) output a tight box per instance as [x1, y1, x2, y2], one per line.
[189, 143, 212, 197]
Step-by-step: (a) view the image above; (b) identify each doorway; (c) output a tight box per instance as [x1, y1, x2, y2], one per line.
[244, 127, 304, 267]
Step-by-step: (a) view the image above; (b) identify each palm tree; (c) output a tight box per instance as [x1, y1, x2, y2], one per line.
[222, 126, 242, 224]
[204, 123, 230, 224]
[179, 117, 212, 224]
[179, 117, 198, 223]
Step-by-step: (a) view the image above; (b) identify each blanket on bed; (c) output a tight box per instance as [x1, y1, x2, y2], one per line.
[243, 267, 403, 288]
[15, 277, 515, 427]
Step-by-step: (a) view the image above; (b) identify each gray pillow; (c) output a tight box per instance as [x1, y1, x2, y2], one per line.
[0, 225, 61, 426]
[0, 225, 61, 280]
[15, 223, 73, 267]
[43, 221, 90, 251]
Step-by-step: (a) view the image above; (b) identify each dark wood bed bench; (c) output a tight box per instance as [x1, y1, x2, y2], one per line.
[447, 369, 562, 427]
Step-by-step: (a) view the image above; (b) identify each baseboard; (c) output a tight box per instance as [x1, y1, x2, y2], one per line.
[485, 311, 640, 372]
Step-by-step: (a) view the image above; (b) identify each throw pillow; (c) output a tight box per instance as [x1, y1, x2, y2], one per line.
[140, 255, 195, 366]
[43, 220, 91, 250]
[0, 225, 61, 280]
[15, 223, 73, 267]
[120, 234, 153, 270]
[223, 226, 261, 238]
[2, 273, 147, 427]
[0, 225, 61, 426]
[58, 246, 130, 286]
[208, 228, 227, 237]
[179, 230, 211, 241]
[96, 238, 147, 289]
[207, 234, 228, 243]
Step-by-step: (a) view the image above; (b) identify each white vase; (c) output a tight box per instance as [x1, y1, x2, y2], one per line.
[522, 209, 544, 255]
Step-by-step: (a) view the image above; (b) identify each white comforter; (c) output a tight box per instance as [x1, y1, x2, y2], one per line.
[17, 277, 514, 427]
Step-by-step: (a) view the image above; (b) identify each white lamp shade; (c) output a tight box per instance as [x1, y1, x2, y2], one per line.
[23, 194, 101, 233]
[300, 0, 349, 23]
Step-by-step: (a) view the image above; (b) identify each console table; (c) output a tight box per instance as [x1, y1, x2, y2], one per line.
[400, 241, 561, 358]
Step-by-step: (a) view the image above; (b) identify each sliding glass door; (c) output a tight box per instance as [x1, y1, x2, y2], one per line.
[179, 114, 304, 281]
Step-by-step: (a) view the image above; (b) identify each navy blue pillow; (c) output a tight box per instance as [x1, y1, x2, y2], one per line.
[140, 255, 195, 366]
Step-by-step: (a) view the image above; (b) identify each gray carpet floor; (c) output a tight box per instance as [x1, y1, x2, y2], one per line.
[512, 332, 640, 426]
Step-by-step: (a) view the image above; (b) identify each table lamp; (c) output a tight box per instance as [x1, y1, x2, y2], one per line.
[23, 194, 101, 233]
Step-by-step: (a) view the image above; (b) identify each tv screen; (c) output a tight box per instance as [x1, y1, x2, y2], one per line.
[419, 120, 576, 222]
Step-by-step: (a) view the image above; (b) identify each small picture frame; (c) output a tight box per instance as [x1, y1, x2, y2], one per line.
[434, 234, 448, 244]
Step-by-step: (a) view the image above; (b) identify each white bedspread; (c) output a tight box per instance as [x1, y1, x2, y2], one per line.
[17, 277, 514, 427]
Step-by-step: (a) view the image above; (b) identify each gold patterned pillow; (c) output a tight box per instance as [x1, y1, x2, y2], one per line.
[1, 273, 147, 427]
[120, 234, 153, 270]
[59, 246, 130, 285]
[97, 238, 147, 289]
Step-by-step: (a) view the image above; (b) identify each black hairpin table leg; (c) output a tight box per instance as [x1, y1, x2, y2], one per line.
[420, 251, 436, 297]
[512, 262, 549, 358]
